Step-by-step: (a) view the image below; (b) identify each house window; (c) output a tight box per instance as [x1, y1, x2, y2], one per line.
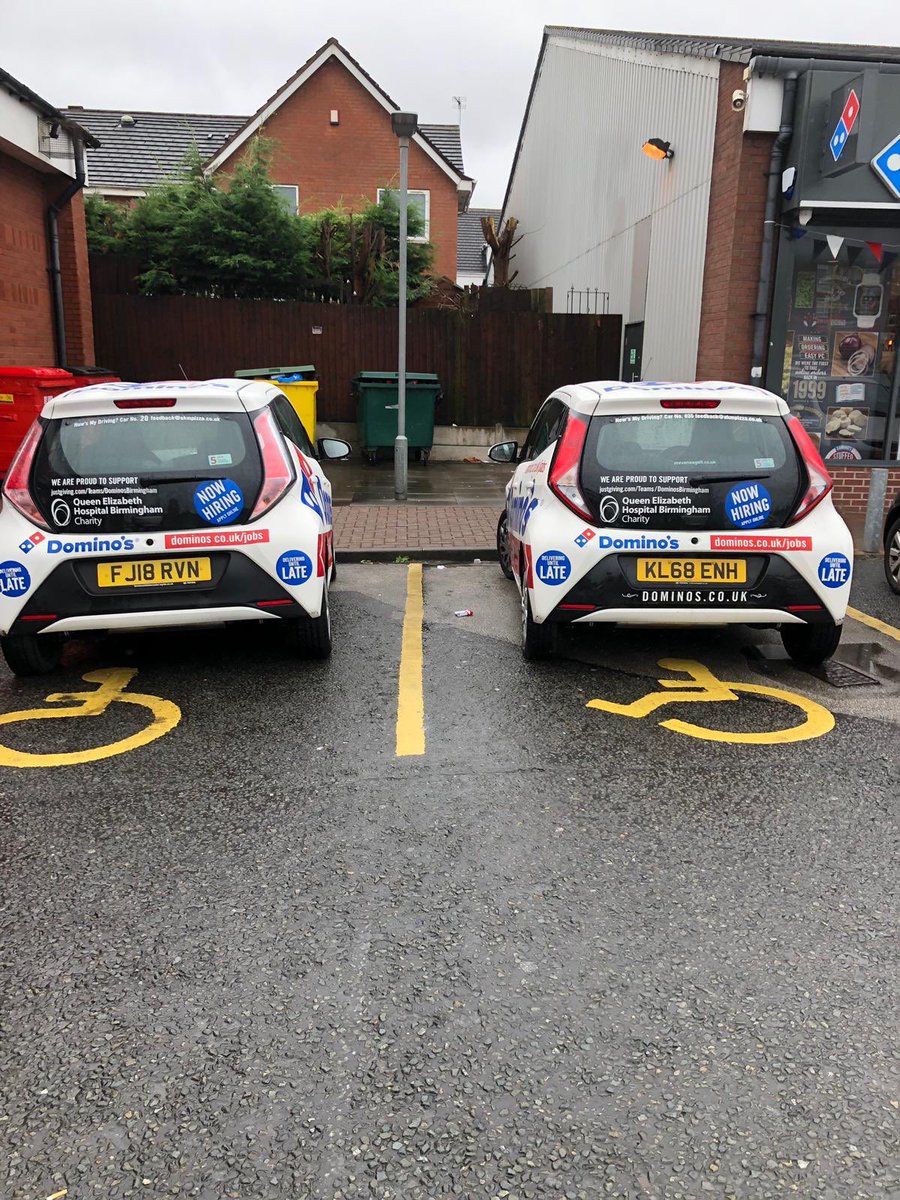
[377, 188, 430, 241]
[272, 185, 299, 215]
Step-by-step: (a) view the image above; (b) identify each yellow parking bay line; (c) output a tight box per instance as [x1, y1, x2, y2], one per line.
[846, 604, 900, 643]
[396, 563, 425, 757]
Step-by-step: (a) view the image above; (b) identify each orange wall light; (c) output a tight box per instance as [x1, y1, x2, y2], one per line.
[642, 138, 673, 160]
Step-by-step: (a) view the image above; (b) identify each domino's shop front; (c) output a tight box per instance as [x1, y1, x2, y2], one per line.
[765, 64, 900, 543]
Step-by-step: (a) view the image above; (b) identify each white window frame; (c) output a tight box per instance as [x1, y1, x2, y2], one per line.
[271, 184, 299, 215]
[377, 188, 430, 241]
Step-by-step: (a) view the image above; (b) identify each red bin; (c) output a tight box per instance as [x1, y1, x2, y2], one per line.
[0, 366, 121, 476]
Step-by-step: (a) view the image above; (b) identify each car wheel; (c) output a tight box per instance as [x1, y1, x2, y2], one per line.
[1, 633, 64, 676]
[884, 515, 900, 594]
[521, 584, 555, 660]
[497, 511, 514, 580]
[780, 620, 842, 666]
[286, 586, 333, 660]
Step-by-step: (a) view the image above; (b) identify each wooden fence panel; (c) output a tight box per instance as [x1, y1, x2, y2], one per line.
[90, 261, 622, 427]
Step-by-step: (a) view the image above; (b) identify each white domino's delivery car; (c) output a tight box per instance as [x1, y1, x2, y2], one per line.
[0, 379, 350, 675]
[492, 382, 853, 663]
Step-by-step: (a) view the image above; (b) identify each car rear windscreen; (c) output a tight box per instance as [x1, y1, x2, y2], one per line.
[581, 412, 802, 531]
[31, 411, 263, 533]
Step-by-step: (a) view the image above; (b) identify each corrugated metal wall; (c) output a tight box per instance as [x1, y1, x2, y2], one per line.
[503, 35, 720, 381]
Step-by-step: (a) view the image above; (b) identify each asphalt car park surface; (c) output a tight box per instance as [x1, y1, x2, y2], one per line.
[0, 559, 897, 1200]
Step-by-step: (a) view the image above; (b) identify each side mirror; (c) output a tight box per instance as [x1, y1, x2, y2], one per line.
[488, 441, 518, 464]
[318, 437, 352, 460]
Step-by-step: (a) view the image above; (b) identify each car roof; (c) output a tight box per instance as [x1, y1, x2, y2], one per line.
[559, 380, 788, 416]
[42, 378, 279, 418]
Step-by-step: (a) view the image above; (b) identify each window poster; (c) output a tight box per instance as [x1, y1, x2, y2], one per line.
[777, 240, 900, 460]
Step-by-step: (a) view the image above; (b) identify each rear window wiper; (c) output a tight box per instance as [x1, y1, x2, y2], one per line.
[131, 473, 223, 483]
[687, 471, 773, 485]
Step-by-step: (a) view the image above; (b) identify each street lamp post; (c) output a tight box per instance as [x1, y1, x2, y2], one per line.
[390, 111, 418, 501]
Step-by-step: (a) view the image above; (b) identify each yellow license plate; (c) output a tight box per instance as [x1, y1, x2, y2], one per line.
[636, 557, 747, 585]
[96, 557, 212, 588]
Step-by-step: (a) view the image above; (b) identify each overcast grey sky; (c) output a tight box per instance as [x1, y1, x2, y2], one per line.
[7, 1, 900, 207]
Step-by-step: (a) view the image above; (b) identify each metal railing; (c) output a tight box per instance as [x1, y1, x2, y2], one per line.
[566, 286, 610, 315]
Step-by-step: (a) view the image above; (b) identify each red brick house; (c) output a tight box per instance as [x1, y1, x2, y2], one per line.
[0, 67, 98, 366]
[69, 39, 474, 283]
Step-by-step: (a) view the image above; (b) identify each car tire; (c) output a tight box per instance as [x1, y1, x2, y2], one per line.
[780, 620, 842, 666]
[497, 511, 514, 580]
[521, 584, 555, 660]
[884, 515, 900, 594]
[286, 586, 333, 660]
[1, 633, 64, 676]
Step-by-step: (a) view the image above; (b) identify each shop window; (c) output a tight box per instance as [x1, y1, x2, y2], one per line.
[772, 234, 899, 463]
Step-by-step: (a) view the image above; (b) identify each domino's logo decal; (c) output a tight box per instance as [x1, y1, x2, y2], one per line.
[18, 532, 46, 555]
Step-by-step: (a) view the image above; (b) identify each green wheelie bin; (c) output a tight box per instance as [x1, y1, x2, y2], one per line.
[352, 371, 441, 464]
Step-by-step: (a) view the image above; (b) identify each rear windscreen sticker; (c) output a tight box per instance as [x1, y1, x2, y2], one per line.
[194, 479, 244, 525]
[598, 495, 620, 523]
[0, 561, 31, 598]
[592, 476, 712, 526]
[49, 477, 163, 529]
[276, 550, 313, 584]
[208, 453, 233, 467]
[725, 482, 772, 529]
[535, 550, 571, 585]
[818, 552, 851, 588]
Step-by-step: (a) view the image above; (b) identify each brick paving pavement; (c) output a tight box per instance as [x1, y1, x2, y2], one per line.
[333, 504, 499, 553]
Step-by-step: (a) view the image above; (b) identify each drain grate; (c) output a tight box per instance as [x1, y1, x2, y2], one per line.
[814, 660, 880, 688]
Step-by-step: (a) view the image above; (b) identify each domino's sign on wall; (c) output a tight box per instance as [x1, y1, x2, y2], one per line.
[830, 88, 860, 163]
[871, 134, 900, 200]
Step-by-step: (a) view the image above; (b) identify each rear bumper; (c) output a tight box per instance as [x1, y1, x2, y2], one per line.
[542, 553, 839, 626]
[6, 552, 319, 636]
[569, 607, 809, 627]
[40, 607, 280, 633]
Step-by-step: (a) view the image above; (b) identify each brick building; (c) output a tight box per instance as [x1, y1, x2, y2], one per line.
[500, 29, 900, 544]
[68, 39, 474, 284]
[0, 68, 98, 366]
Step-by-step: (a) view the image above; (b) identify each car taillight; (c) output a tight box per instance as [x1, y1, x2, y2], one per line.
[2, 421, 48, 528]
[549, 413, 593, 523]
[786, 416, 833, 525]
[250, 407, 294, 520]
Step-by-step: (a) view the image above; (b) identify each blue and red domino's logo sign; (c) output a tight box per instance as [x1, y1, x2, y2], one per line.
[18, 532, 46, 554]
[830, 88, 860, 162]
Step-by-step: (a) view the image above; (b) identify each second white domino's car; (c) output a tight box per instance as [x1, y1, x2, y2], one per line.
[0, 379, 350, 675]
[492, 381, 854, 664]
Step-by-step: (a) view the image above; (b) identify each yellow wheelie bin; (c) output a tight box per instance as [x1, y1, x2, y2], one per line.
[234, 365, 318, 441]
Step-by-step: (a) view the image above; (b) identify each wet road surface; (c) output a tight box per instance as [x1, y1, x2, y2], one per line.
[0, 558, 897, 1199]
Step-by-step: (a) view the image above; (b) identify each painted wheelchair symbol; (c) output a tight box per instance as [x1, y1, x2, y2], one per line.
[0, 668, 181, 768]
[587, 658, 834, 744]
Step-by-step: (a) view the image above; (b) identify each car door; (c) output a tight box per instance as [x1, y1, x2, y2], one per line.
[509, 397, 568, 581]
[270, 392, 329, 510]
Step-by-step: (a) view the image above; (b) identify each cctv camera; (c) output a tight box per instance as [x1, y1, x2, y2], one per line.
[732, 89, 746, 112]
